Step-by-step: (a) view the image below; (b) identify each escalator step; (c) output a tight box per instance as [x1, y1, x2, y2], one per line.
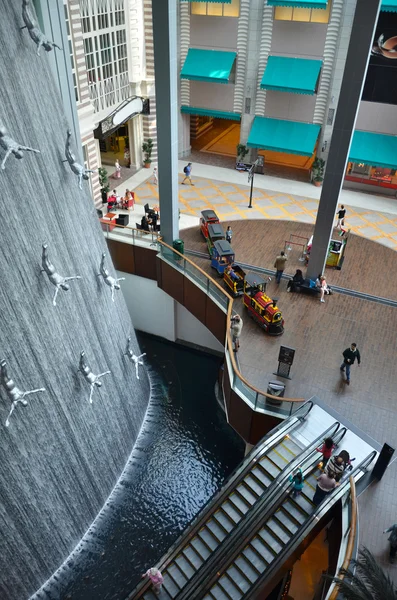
[242, 542, 270, 571]
[235, 555, 260, 582]
[229, 491, 251, 514]
[273, 509, 299, 536]
[251, 464, 273, 487]
[168, 562, 188, 588]
[258, 528, 283, 553]
[293, 493, 314, 515]
[191, 536, 212, 560]
[162, 573, 180, 597]
[282, 499, 308, 524]
[221, 500, 243, 524]
[143, 590, 171, 600]
[175, 554, 196, 580]
[267, 517, 291, 544]
[198, 528, 219, 551]
[208, 583, 233, 600]
[207, 519, 227, 542]
[280, 436, 302, 454]
[226, 565, 251, 593]
[218, 573, 243, 600]
[183, 545, 205, 568]
[259, 456, 282, 478]
[236, 482, 258, 505]
[214, 509, 235, 532]
[244, 473, 267, 496]
[267, 448, 292, 470]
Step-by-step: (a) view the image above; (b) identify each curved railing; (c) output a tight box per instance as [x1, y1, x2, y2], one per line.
[327, 476, 358, 600]
[101, 220, 305, 414]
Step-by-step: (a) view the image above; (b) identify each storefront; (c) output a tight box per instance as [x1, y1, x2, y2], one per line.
[345, 130, 397, 193]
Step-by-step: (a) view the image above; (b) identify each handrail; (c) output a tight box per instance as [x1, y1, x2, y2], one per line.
[327, 476, 357, 600]
[157, 237, 305, 406]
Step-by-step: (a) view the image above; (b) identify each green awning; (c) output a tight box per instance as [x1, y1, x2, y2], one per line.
[180, 49, 237, 84]
[349, 131, 397, 169]
[267, 0, 327, 8]
[247, 116, 320, 157]
[261, 56, 322, 95]
[381, 0, 397, 11]
[181, 106, 241, 121]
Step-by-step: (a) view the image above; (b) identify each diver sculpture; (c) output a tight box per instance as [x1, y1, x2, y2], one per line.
[124, 337, 146, 380]
[97, 253, 125, 302]
[21, 0, 62, 56]
[78, 352, 111, 404]
[62, 130, 94, 190]
[1, 360, 46, 427]
[41, 243, 82, 306]
[0, 119, 40, 170]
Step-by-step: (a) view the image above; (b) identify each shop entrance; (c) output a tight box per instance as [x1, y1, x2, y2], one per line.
[257, 148, 316, 182]
[345, 161, 397, 192]
[190, 116, 240, 159]
[99, 123, 130, 170]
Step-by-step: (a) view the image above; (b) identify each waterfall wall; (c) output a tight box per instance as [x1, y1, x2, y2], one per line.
[0, 3, 149, 598]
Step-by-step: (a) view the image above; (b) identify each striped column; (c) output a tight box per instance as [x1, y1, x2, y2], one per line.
[142, 0, 158, 164]
[233, 0, 250, 114]
[180, 1, 190, 107]
[254, 4, 274, 117]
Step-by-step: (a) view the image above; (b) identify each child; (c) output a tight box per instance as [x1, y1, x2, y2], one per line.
[289, 467, 304, 498]
[142, 567, 164, 594]
[153, 166, 158, 185]
[316, 437, 335, 470]
[226, 225, 233, 244]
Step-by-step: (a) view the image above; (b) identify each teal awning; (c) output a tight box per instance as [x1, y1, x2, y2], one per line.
[267, 0, 327, 8]
[247, 116, 320, 157]
[180, 49, 237, 84]
[381, 0, 397, 11]
[261, 56, 322, 95]
[181, 106, 241, 121]
[349, 131, 397, 169]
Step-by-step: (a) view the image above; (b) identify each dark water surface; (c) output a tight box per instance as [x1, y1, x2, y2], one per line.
[33, 334, 244, 600]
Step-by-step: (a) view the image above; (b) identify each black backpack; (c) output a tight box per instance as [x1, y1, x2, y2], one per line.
[183, 166, 188, 174]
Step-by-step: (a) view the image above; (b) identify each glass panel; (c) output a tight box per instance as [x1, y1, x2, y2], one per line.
[311, 2, 331, 23]
[293, 7, 311, 21]
[207, 3, 223, 16]
[191, 2, 207, 15]
[185, 261, 208, 290]
[274, 6, 293, 20]
[234, 377, 256, 408]
[208, 281, 228, 311]
[223, 0, 240, 18]
[256, 393, 291, 417]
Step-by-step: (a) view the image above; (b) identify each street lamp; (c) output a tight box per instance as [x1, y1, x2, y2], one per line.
[248, 158, 260, 209]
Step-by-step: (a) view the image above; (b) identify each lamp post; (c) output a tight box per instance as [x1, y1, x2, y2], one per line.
[248, 159, 259, 209]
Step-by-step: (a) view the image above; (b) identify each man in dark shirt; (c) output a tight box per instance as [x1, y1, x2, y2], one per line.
[340, 342, 361, 385]
[336, 204, 346, 229]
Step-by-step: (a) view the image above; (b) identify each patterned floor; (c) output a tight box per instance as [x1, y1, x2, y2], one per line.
[133, 175, 397, 252]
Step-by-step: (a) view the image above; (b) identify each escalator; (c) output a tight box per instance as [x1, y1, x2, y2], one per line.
[131, 402, 345, 600]
[192, 451, 376, 600]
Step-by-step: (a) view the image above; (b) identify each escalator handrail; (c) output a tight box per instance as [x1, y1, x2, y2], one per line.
[127, 402, 316, 599]
[173, 421, 343, 600]
[245, 450, 377, 600]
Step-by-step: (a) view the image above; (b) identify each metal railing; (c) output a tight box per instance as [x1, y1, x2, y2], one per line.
[101, 220, 305, 414]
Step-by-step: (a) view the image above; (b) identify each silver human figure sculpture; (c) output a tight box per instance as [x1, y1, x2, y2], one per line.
[78, 352, 110, 404]
[62, 130, 94, 189]
[97, 253, 125, 302]
[41, 243, 82, 306]
[21, 0, 62, 56]
[124, 337, 146, 380]
[1, 360, 45, 427]
[0, 120, 40, 170]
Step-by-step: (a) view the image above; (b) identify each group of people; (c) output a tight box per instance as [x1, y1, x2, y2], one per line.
[140, 210, 159, 232]
[275, 250, 331, 303]
[107, 188, 135, 212]
[289, 436, 355, 507]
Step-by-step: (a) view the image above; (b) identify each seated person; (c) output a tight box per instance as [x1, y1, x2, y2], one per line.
[141, 215, 150, 232]
[287, 269, 304, 292]
[226, 264, 239, 281]
[149, 213, 158, 230]
[107, 189, 118, 211]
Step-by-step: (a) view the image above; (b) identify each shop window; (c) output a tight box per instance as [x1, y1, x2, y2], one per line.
[191, 0, 240, 18]
[274, 2, 331, 23]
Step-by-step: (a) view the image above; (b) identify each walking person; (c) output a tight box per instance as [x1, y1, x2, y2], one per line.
[340, 342, 361, 385]
[153, 166, 158, 185]
[316, 437, 335, 470]
[274, 251, 288, 285]
[289, 467, 304, 498]
[312, 472, 340, 506]
[230, 314, 243, 352]
[114, 159, 121, 179]
[336, 204, 346, 229]
[226, 225, 233, 244]
[142, 567, 164, 594]
[318, 275, 329, 303]
[182, 162, 194, 185]
[383, 524, 397, 563]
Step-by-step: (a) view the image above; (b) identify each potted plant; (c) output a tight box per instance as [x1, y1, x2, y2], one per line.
[236, 143, 249, 164]
[311, 157, 326, 187]
[142, 138, 154, 168]
[98, 166, 110, 204]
